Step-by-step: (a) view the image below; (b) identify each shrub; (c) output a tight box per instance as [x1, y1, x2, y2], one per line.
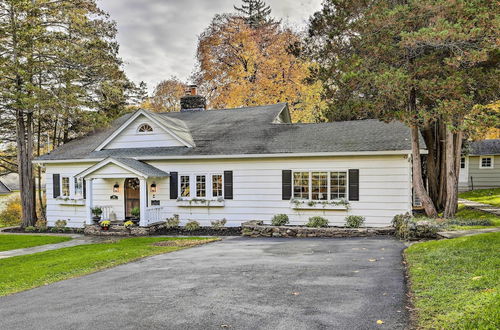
[271, 214, 289, 226]
[24, 226, 36, 232]
[392, 213, 439, 240]
[50, 227, 60, 233]
[184, 220, 200, 231]
[306, 216, 329, 228]
[211, 218, 227, 229]
[54, 219, 67, 229]
[345, 215, 365, 228]
[36, 219, 48, 231]
[165, 214, 180, 228]
[0, 195, 22, 227]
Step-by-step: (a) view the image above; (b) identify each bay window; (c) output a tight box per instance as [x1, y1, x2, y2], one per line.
[196, 175, 206, 197]
[293, 171, 348, 201]
[74, 177, 84, 198]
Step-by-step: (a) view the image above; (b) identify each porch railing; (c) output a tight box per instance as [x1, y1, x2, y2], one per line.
[144, 206, 168, 226]
[95, 205, 114, 221]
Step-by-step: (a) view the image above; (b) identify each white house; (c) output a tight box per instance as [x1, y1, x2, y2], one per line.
[35, 91, 421, 228]
[459, 139, 500, 191]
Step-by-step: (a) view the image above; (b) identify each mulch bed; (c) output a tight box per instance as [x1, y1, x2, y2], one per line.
[152, 238, 220, 247]
[2, 227, 83, 234]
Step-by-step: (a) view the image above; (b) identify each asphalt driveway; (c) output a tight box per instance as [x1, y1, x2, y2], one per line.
[0, 237, 408, 330]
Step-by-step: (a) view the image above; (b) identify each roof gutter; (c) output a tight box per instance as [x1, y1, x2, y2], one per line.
[33, 149, 427, 164]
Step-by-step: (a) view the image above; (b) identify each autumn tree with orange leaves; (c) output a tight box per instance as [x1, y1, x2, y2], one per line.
[193, 12, 324, 123]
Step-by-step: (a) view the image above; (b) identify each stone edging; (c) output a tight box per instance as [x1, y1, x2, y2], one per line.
[84, 223, 166, 236]
[241, 221, 394, 238]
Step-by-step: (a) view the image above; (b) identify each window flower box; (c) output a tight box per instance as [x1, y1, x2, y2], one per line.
[290, 199, 349, 211]
[176, 198, 225, 207]
[55, 197, 86, 206]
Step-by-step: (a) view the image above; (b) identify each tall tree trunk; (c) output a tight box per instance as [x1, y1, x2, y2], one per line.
[36, 105, 45, 220]
[422, 122, 440, 208]
[444, 129, 463, 218]
[437, 120, 447, 209]
[411, 125, 438, 217]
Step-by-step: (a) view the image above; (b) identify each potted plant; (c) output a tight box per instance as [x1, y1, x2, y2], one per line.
[130, 207, 140, 224]
[100, 220, 111, 231]
[124, 220, 135, 230]
[91, 207, 103, 224]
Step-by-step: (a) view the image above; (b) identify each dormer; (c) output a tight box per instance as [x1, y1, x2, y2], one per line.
[95, 109, 194, 151]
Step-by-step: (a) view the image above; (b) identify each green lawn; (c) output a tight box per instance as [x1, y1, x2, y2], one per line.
[446, 205, 500, 230]
[0, 237, 217, 296]
[405, 232, 500, 329]
[0, 234, 72, 252]
[459, 188, 500, 207]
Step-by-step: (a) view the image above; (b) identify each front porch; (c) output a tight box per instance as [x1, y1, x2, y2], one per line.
[76, 157, 170, 227]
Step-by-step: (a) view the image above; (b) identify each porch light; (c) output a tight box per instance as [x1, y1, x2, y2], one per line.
[150, 182, 157, 193]
[113, 182, 120, 193]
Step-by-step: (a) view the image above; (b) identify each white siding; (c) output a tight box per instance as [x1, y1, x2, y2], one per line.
[104, 115, 185, 149]
[44, 154, 412, 228]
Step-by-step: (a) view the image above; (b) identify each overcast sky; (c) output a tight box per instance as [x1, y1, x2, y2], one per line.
[97, 0, 323, 93]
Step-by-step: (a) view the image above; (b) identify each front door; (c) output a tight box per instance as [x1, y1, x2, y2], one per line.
[124, 178, 140, 218]
[459, 156, 468, 183]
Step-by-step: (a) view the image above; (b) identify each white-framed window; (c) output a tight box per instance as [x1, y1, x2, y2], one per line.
[212, 174, 223, 197]
[61, 177, 70, 197]
[74, 177, 84, 198]
[479, 156, 494, 169]
[180, 175, 190, 197]
[293, 170, 348, 201]
[196, 175, 206, 197]
[137, 123, 153, 133]
[293, 172, 309, 199]
[330, 171, 347, 199]
[179, 173, 224, 199]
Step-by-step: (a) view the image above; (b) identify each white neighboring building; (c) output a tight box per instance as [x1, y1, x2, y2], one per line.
[35, 96, 420, 228]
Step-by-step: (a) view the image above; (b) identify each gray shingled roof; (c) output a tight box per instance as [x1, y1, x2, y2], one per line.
[37, 103, 418, 161]
[76, 157, 169, 178]
[113, 158, 169, 177]
[0, 181, 12, 194]
[468, 139, 500, 156]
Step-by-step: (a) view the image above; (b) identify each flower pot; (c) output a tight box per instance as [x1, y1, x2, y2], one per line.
[102, 227, 109, 231]
[92, 216, 101, 224]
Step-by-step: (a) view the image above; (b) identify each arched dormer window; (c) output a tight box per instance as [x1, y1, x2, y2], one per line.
[137, 123, 153, 133]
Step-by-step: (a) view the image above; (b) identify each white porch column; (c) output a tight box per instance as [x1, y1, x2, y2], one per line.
[139, 178, 147, 227]
[85, 178, 94, 225]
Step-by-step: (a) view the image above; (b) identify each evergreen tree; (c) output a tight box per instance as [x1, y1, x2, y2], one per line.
[305, 0, 499, 217]
[234, 0, 274, 27]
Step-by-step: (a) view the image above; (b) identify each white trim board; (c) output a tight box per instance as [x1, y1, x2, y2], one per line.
[34, 149, 427, 165]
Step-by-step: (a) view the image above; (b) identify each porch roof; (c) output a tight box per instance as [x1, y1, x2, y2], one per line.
[75, 157, 169, 179]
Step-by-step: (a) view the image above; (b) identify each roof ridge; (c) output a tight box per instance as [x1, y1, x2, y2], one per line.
[155, 102, 287, 115]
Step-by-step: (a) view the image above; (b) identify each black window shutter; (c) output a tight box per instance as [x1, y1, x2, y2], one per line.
[170, 172, 178, 199]
[348, 169, 359, 201]
[52, 174, 60, 198]
[282, 170, 292, 200]
[224, 171, 233, 200]
[83, 178, 86, 199]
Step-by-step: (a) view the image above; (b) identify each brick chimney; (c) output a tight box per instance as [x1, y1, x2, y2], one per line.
[180, 85, 206, 112]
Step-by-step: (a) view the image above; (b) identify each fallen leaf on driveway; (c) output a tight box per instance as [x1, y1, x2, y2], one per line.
[291, 292, 300, 295]
[220, 325, 231, 328]
[352, 270, 359, 273]
[368, 258, 377, 262]
[377, 320, 384, 325]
